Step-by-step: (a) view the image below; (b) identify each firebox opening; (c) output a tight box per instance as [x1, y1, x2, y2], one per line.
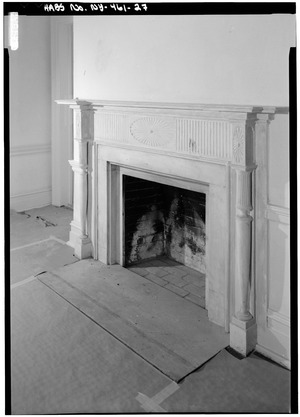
[124, 175, 206, 274]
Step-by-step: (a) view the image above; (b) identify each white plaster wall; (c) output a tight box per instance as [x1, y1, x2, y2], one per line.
[51, 17, 74, 207]
[267, 114, 290, 319]
[9, 16, 52, 211]
[268, 115, 290, 208]
[73, 15, 295, 106]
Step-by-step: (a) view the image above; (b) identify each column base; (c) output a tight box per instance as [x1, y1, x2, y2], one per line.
[229, 316, 257, 357]
[74, 235, 93, 259]
[68, 221, 92, 259]
[68, 221, 81, 248]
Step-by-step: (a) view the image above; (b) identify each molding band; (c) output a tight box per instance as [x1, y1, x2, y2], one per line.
[266, 205, 290, 224]
[10, 144, 51, 156]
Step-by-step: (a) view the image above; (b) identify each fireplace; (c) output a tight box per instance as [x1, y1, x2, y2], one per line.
[123, 175, 206, 272]
[57, 98, 276, 356]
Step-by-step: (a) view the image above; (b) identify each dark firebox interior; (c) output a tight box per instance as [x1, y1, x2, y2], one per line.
[124, 175, 206, 271]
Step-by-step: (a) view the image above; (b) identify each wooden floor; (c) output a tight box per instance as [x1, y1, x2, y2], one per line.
[38, 258, 228, 381]
[9, 206, 292, 414]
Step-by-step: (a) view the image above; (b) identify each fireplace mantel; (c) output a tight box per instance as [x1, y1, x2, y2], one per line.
[57, 98, 287, 357]
[57, 99, 286, 167]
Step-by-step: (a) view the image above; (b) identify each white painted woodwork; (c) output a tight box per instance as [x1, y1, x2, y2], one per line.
[10, 145, 52, 211]
[10, 144, 51, 157]
[234, 168, 254, 322]
[67, 107, 92, 258]
[10, 188, 52, 212]
[255, 113, 290, 369]
[57, 99, 288, 360]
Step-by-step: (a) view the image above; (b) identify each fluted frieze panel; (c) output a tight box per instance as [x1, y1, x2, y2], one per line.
[176, 119, 232, 160]
[95, 112, 233, 160]
[95, 112, 130, 143]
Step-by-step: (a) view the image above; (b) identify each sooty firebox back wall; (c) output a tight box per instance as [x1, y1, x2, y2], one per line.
[124, 176, 206, 273]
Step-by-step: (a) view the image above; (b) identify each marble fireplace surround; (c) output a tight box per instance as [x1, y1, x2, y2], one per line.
[57, 99, 279, 355]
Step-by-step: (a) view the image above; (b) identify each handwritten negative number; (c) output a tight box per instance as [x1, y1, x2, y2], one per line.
[135, 3, 147, 11]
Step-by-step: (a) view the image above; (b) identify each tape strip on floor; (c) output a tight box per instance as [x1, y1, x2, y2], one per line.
[11, 237, 53, 252]
[11, 237, 69, 290]
[11, 236, 68, 252]
[49, 235, 68, 246]
[136, 381, 179, 412]
[11, 275, 38, 290]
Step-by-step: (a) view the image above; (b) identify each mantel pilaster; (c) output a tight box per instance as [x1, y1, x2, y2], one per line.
[229, 111, 276, 356]
[67, 102, 94, 259]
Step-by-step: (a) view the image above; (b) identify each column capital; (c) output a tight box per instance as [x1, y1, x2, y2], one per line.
[73, 107, 94, 141]
[69, 159, 88, 174]
[232, 163, 257, 172]
[231, 121, 255, 168]
[255, 113, 275, 124]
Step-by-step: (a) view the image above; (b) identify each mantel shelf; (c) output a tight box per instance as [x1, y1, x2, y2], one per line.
[56, 99, 288, 115]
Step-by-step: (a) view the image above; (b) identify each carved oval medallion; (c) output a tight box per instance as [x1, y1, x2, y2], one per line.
[130, 117, 175, 147]
[233, 126, 245, 164]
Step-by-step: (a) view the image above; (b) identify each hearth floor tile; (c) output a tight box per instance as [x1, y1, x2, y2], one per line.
[162, 272, 187, 288]
[143, 266, 169, 277]
[163, 266, 188, 278]
[184, 283, 206, 298]
[165, 283, 189, 297]
[183, 273, 206, 287]
[127, 266, 149, 277]
[152, 268, 170, 278]
[141, 272, 168, 287]
[185, 293, 206, 308]
[128, 257, 206, 309]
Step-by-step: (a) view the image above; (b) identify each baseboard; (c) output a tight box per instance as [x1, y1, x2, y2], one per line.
[255, 344, 290, 370]
[10, 188, 52, 212]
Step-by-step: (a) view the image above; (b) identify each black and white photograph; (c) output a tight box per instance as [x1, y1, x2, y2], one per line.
[5, 2, 296, 414]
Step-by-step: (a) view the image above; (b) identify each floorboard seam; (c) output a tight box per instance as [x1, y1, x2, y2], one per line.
[37, 276, 179, 383]
[176, 347, 228, 384]
[39, 270, 199, 368]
